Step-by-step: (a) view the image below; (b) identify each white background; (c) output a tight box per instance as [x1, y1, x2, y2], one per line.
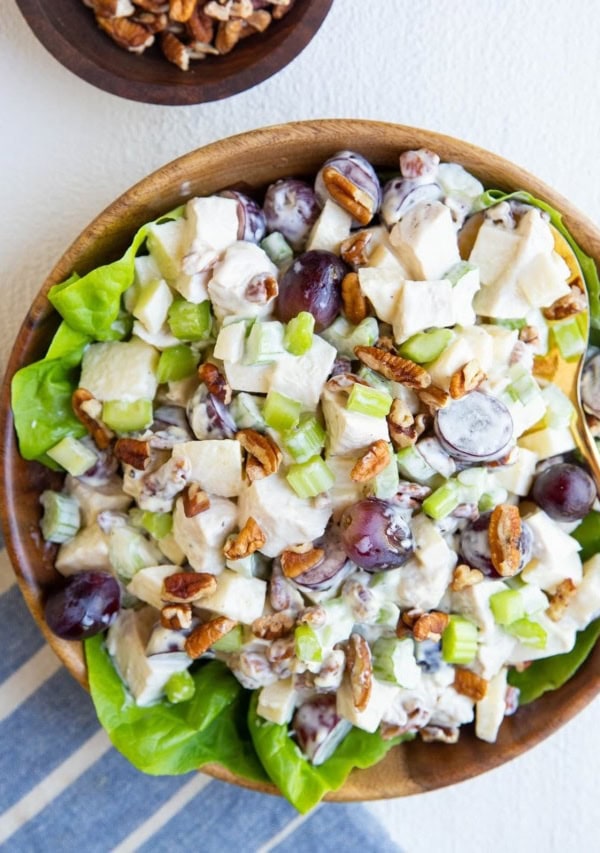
[2, 1, 600, 850]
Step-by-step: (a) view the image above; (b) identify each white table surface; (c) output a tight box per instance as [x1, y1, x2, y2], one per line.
[2, 1, 600, 850]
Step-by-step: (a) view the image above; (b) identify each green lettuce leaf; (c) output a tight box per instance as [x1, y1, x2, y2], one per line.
[572, 510, 600, 562]
[247, 692, 412, 813]
[85, 635, 266, 781]
[508, 617, 600, 704]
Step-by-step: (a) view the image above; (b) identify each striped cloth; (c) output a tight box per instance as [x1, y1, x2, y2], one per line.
[0, 546, 401, 852]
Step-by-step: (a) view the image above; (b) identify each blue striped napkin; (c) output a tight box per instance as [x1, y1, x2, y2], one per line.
[0, 546, 401, 852]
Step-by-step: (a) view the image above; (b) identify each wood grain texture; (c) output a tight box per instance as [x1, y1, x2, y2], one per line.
[14, 0, 333, 105]
[2, 119, 600, 801]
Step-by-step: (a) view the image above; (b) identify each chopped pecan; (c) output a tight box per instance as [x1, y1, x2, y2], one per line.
[345, 633, 372, 711]
[488, 504, 522, 577]
[454, 669, 488, 701]
[451, 563, 484, 591]
[245, 454, 268, 482]
[341, 272, 368, 324]
[375, 335, 395, 352]
[547, 578, 577, 622]
[203, 0, 231, 19]
[272, 0, 294, 19]
[245, 273, 278, 304]
[96, 14, 155, 51]
[114, 437, 150, 471]
[160, 29, 190, 67]
[280, 544, 325, 579]
[160, 602, 193, 631]
[72, 388, 114, 450]
[162, 571, 217, 603]
[518, 325, 540, 346]
[387, 399, 428, 449]
[449, 359, 486, 400]
[325, 372, 368, 394]
[543, 285, 587, 321]
[91, 0, 135, 16]
[321, 166, 374, 226]
[252, 610, 295, 640]
[185, 616, 238, 659]
[133, 10, 169, 31]
[242, 9, 271, 33]
[420, 726, 460, 744]
[533, 350, 559, 380]
[198, 362, 232, 404]
[400, 608, 423, 629]
[340, 231, 373, 268]
[412, 610, 450, 642]
[296, 604, 327, 628]
[224, 517, 266, 560]
[133, 0, 168, 10]
[355, 346, 431, 389]
[185, 4, 214, 40]
[236, 429, 282, 477]
[182, 483, 210, 517]
[418, 384, 450, 412]
[215, 17, 244, 52]
[350, 439, 391, 482]
[169, 0, 197, 21]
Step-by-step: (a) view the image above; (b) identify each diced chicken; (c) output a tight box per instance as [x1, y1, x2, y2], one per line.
[469, 220, 521, 286]
[80, 338, 159, 403]
[396, 550, 455, 612]
[507, 611, 577, 664]
[208, 242, 278, 322]
[269, 335, 337, 409]
[55, 524, 111, 576]
[321, 386, 390, 456]
[65, 474, 132, 526]
[392, 280, 454, 344]
[357, 268, 403, 323]
[325, 454, 364, 516]
[200, 569, 267, 624]
[521, 550, 583, 595]
[171, 440, 243, 497]
[223, 360, 274, 394]
[430, 686, 474, 728]
[306, 199, 352, 253]
[389, 201, 460, 280]
[172, 495, 238, 572]
[182, 196, 239, 274]
[449, 264, 480, 326]
[451, 579, 510, 634]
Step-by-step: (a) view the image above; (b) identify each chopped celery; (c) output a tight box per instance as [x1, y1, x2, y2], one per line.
[46, 436, 97, 476]
[396, 445, 438, 485]
[165, 671, 195, 704]
[321, 316, 379, 359]
[506, 618, 548, 649]
[264, 390, 302, 431]
[372, 637, 420, 687]
[365, 446, 399, 498]
[286, 456, 335, 499]
[141, 511, 173, 540]
[489, 589, 526, 626]
[282, 414, 326, 463]
[346, 383, 392, 418]
[225, 545, 257, 578]
[442, 616, 478, 664]
[295, 624, 322, 663]
[444, 260, 476, 286]
[422, 479, 460, 520]
[492, 318, 527, 330]
[505, 364, 540, 404]
[541, 384, 575, 428]
[376, 600, 400, 628]
[156, 345, 197, 383]
[167, 299, 212, 342]
[245, 320, 285, 364]
[284, 312, 314, 356]
[356, 366, 393, 393]
[230, 392, 265, 430]
[107, 526, 162, 579]
[260, 231, 293, 267]
[102, 399, 153, 432]
[478, 485, 508, 513]
[456, 466, 488, 503]
[397, 328, 454, 364]
[211, 623, 244, 653]
[550, 316, 587, 360]
[39, 490, 80, 543]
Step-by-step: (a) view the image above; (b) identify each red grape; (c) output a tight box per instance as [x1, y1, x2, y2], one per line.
[460, 511, 533, 575]
[532, 462, 596, 522]
[276, 250, 347, 331]
[435, 392, 513, 462]
[263, 178, 320, 251]
[292, 694, 352, 765]
[219, 190, 266, 243]
[315, 151, 382, 225]
[339, 498, 414, 572]
[45, 571, 121, 640]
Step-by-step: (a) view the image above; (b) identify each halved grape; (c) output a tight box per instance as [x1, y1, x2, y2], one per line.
[45, 571, 121, 640]
[187, 386, 236, 439]
[263, 178, 320, 251]
[315, 151, 382, 225]
[292, 694, 352, 765]
[459, 512, 533, 575]
[276, 250, 347, 331]
[220, 190, 266, 243]
[435, 392, 513, 462]
[291, 524, 350, 590]
[381, 179, 442, 227]
[581, 352, 600, 418]
[532, 462, 596, 522]
[339, 498, 414, 572]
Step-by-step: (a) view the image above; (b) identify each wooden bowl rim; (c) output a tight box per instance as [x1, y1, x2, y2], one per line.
[13, 0, 334, 105]
[2, 119, 600, 800]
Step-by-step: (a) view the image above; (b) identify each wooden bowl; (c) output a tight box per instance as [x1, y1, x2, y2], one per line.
[3, 120, 600, 800]
[14, 0, 333, 105]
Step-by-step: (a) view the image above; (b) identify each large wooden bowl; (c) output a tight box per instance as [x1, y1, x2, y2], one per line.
[2, 120, 600, 800]
[14, 0, 333, 105]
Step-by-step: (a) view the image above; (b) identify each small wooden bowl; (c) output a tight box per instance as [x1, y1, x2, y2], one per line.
[14, 0, 333, 105]
[3, 120, 600, 800]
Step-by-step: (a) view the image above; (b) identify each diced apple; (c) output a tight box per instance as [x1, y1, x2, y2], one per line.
[171, 440, 243, 497]
[392, 280, 454, 344]
[146, 219, 186, 283]
[475, 667, 508, 743]
[269, 335, 337, 409]
[306, 199, 352, 253]
[55, 524, 111, 576]
[491, 447, 538, 496]
[133, 279, 173, 334]
[321, 386, 390, 456]
[518, 426, 576, 459]
[357, 268, 403, 323]
[257, 678, 298, 725]
[80, 338, 159, 402]
[337, 676, 400, 733]
[566, 554, 600, 629]
[200, 569, 267, 624]
[127, 564, 182, 610]
[468, 220, 521, 286]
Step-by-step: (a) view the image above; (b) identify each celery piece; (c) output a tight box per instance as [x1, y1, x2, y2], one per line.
[398, 328, 454, 364]
[260, 231, 293, 267]
[444, 260, 476, 286]
[284, 312, 315, 356]
[165, 670, 195, 704]
[286, 456, 335, 499]
[295, 624, 323, 663]
[492, 318, 527, 331]
[396, 445, 438, 485]
[541, 384, 575, 428]
[46, 436, 98, 476]
[356, 366, 393, 393]
[245, 320, 286, 364]
[489, 589, 526, 626]
[505, 364, 540, 404]
[230, 392, 266, 430]
[156, 345, 197, 383]
[108, 526, 162, 580]
[422, 479, 460, 520]
[167, 298, 212, 342]
[506, 618, 548, 649]
[102, 399, 153, 433]
[376, 601, 400, 629]
[282, 414, 326, 463]
[550, 316, 587, 360]
[211, 623, 244, 653]
[264, 390, 302, 432]
[39, 490, 80, 543]
[456, 466, 488, 504]
[442, 616, 478, 664]
[365, 446, 399, 498]
[478, 485, 508, 513]
[321, 316, 379, 359]
[141, 511, 173, 540]
[225, 544, 257, 578]
[372, 637, 420, 687]
[346, 383, 392, 418]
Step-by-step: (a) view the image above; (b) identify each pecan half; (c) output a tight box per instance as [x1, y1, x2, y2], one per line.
[449, 359, 486, 400]
[245, 273, 278, 304]
[543, 285, 587, 321]
[547, 578, 577, 622]
[355, 346, 431, 389]
[242, 9, 271, 33]
[420, 726, 460, 744]
[453, 669, 488, 702]
[97, 14, 155, 51]
[350, 439, 391, 482]
[198, 362, 232, 404]
[488, 504, 522, 577]
[169, 0, 197, 21]
[245, 454, 268, 482]
[224, 517, 266, 560]
[114, 437, 150, 471]
[182, 483, 210, 517]
[162, 571, 217, 603]
[451, 563, 484, 592]
[418, 384, 450, 412]
[160, 602, 193, 631]
[160, 29, 190, 68]
[280, 545, 325, 579]
[341, 272, 368, 324]
[518, 325, 540, 346]
[203, 0, 231, 19]
[296, 604, 327, 628]
[185, 616, 238, 659]
[252, 610, 295, 640]
[387, 399, 428, 449]
[236, 429, 282, 477]
[412, 611, 450, 642]
[134, 10, 169, 32]
[340, 231, 373, 268]
[215, 17, 244, 52]
[72, 388, 114, 450]
[346, 633, 372, 711]
[321, 166, 374, 226]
